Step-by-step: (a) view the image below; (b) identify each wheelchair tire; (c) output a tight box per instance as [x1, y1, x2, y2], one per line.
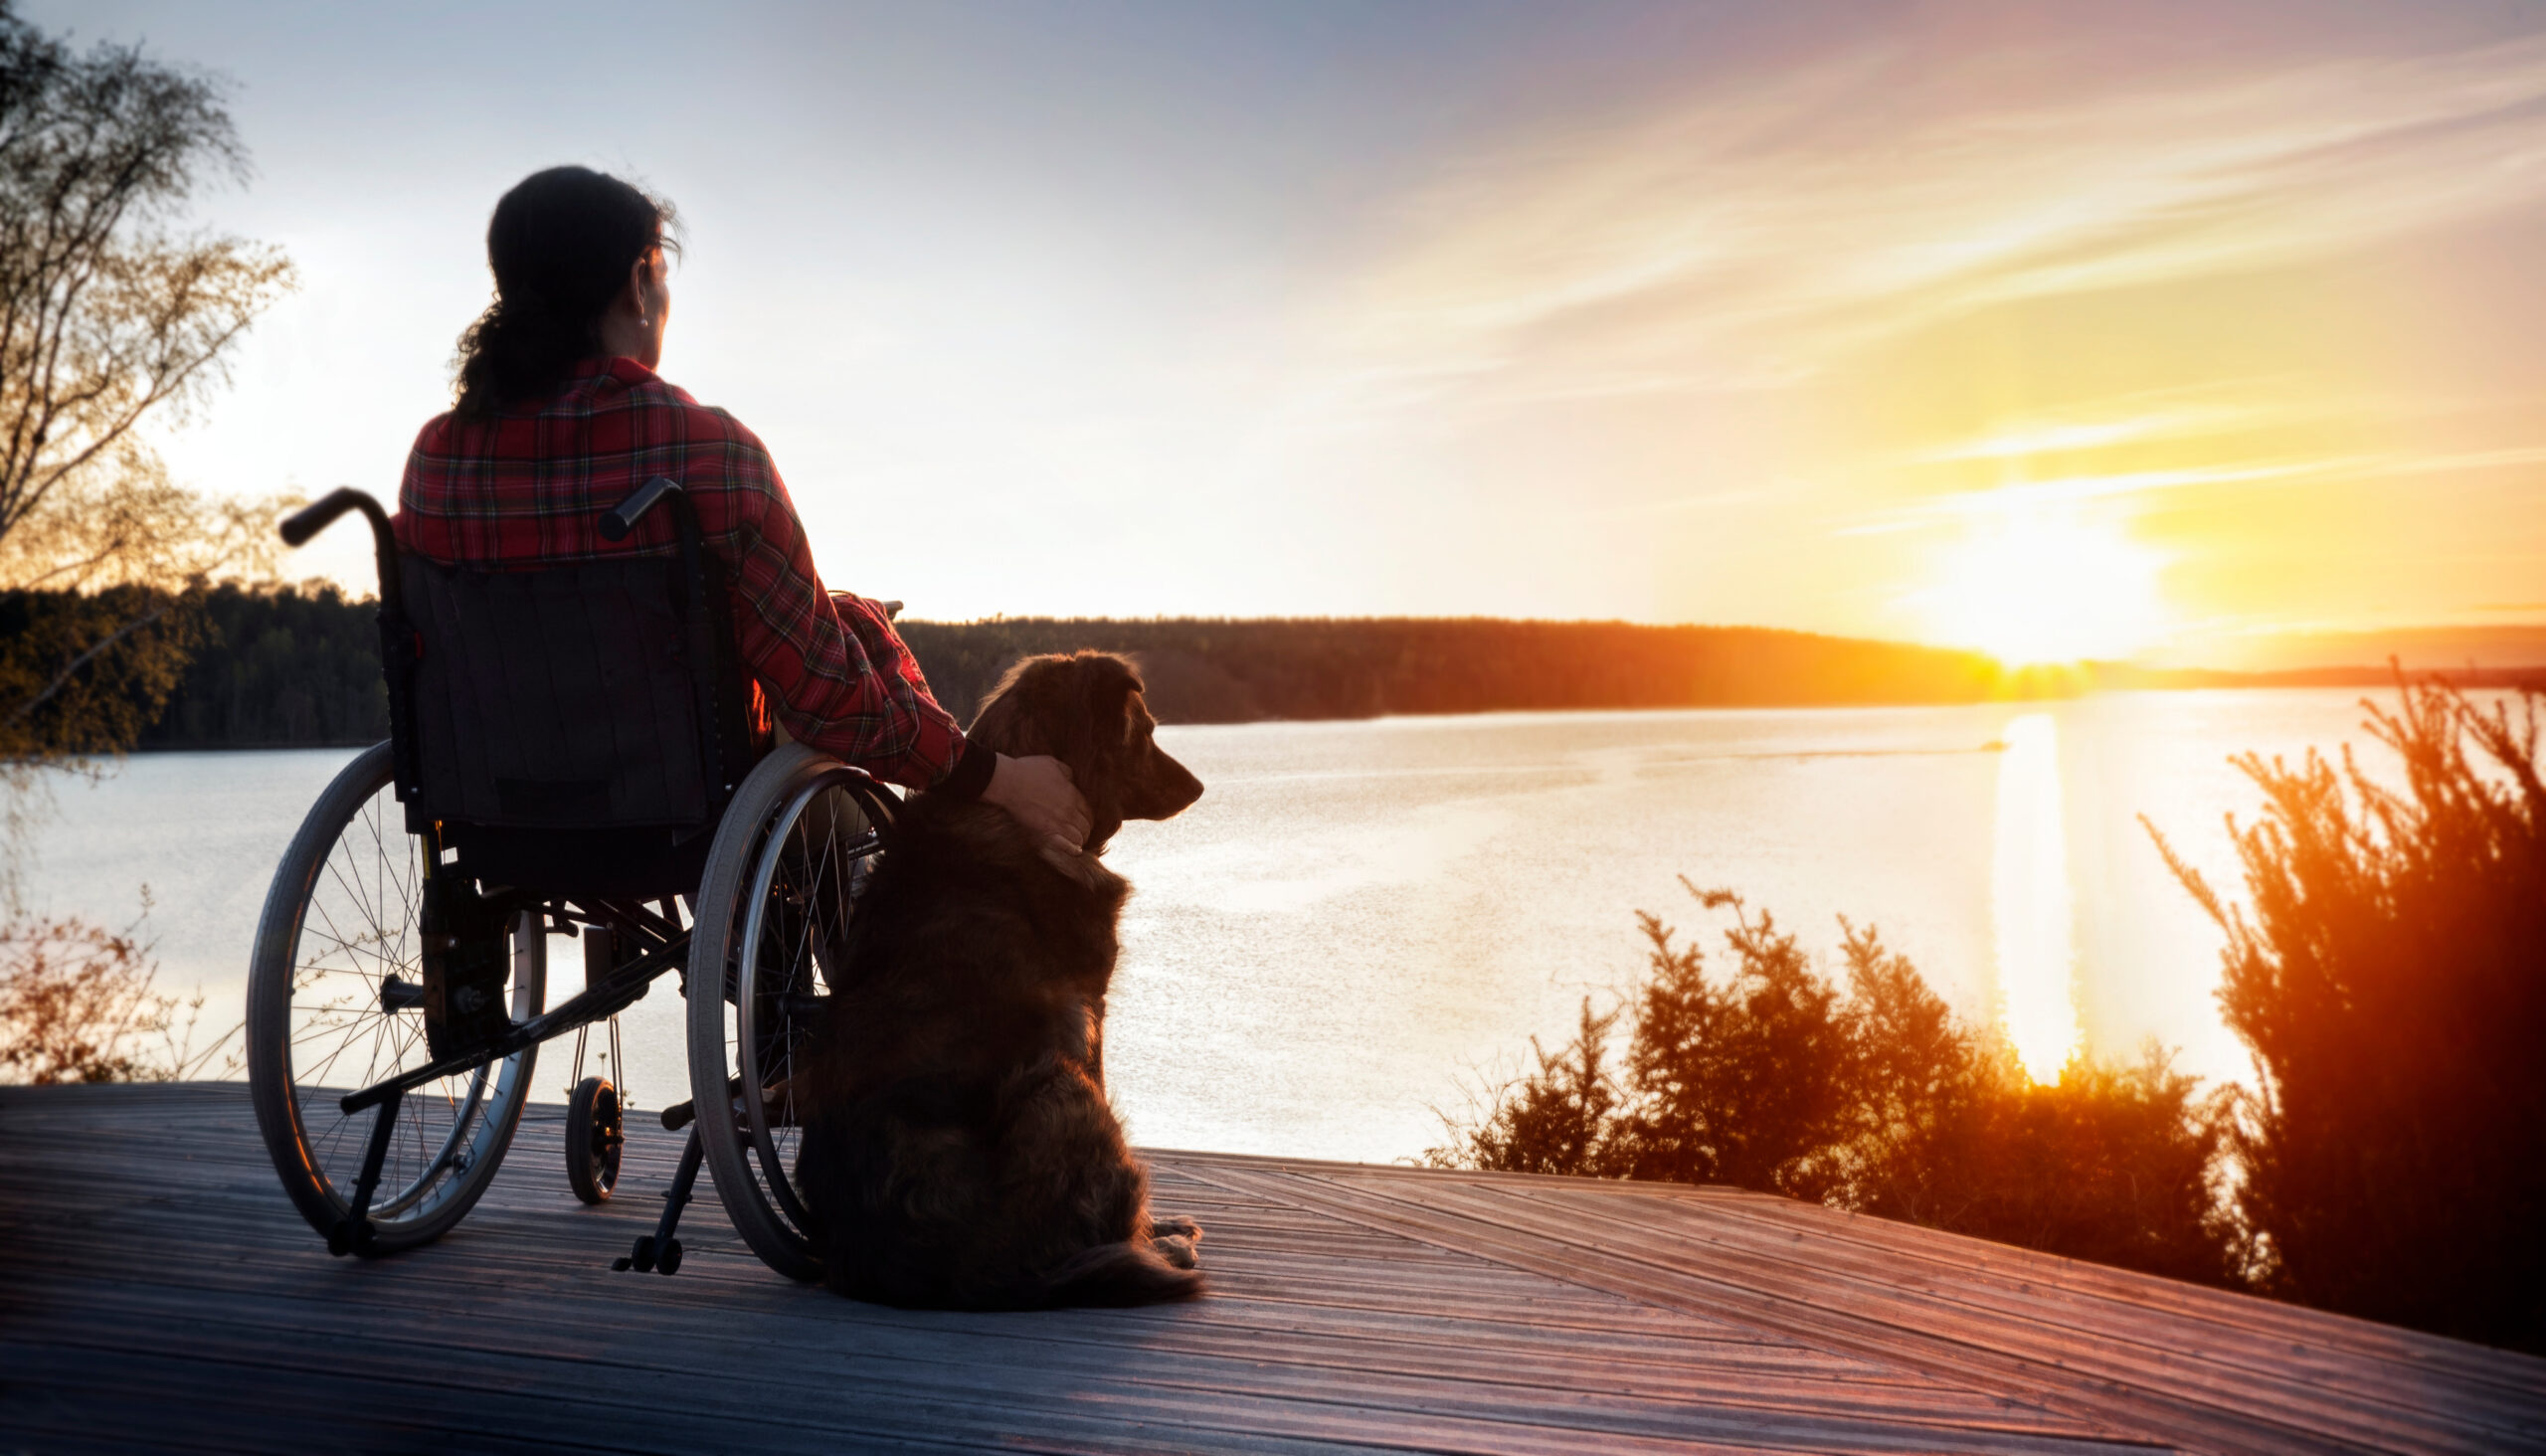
[686, 742, 886, 1282]
[246, 742, 546, 1254]
[564, 1075, 622, 1204]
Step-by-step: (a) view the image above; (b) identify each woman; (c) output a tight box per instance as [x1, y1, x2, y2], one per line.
[396, 165, 1087, 848]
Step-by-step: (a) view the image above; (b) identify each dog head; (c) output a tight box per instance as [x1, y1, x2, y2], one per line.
[966, 651, 1204, 852]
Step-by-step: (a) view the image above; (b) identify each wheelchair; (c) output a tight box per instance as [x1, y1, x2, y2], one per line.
[244, 477, 893, 1282]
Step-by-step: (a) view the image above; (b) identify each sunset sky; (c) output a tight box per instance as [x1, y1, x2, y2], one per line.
[39, 1, 2546, 663]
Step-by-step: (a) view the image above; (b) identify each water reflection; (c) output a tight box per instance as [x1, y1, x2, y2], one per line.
[1992, 713, 2080, 1081]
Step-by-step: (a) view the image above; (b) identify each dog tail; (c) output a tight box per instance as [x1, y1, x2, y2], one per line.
[1033, 1239, 1205, 1309]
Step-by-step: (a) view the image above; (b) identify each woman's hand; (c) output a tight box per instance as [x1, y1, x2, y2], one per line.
[982, 753, 1092, 853]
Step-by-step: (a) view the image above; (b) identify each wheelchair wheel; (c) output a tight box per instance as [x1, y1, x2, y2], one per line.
[564, 1075, 622, 1204]
[245, 742, 546, 1254]
[686, 743, 883, 1282]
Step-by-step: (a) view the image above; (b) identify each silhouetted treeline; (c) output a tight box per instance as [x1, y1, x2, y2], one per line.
[124, 590, 2546, 749]
[895, 617, 2008, 723]
[135, 583, 388, 748]
[1440, 680, 2546, 1351]
[133, 597, 2024, 747]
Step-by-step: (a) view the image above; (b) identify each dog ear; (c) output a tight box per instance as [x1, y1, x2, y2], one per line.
[966, 653, 1123, 775]
[1067, 654, 1144, 851]
[967, 657, 1060, 758]
[1076, 655, 1144, 753]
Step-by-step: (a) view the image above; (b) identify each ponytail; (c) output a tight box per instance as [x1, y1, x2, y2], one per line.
[453, 166, 676, 421]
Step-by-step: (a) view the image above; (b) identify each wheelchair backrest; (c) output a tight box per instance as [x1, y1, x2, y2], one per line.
[400, 554, 732, 832]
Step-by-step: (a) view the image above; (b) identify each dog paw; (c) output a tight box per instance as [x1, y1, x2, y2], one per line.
[1151, 1233, 1199, 1270]
[1148, 1213, 1200, 1242]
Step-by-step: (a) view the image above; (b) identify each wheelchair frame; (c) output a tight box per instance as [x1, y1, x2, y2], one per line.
[246, 479, 889, 1279]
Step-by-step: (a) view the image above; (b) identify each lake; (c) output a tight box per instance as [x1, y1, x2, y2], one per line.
[12, 688, 2436, 1164]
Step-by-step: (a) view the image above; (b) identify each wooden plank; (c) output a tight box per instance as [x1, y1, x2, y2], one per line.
[1500, 1180, 2546, 1419]
[1480, 1172, 2539, 1394]
[1398, 1172, 2546, 1442]
[1343, 1171, 2530, 1450]
[9, 1083, 2535, 1456]
[17, 1290, 2151, 1456]
[10, 1125, 2097, 1445]
[24, 1275, 2115, 1442]
[0, 1085, 2156, 1456]
[5, 1340, 1411, 1456]
[1184, 1163, 2541, 1456]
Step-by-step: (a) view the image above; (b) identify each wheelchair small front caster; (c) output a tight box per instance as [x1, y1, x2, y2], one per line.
[655, 1238, 683, 1275]
[564, 1075, 623, 1204]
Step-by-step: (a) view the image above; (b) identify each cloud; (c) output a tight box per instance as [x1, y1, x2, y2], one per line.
[1911, 393, 2295, 464]
[1884, 460, 2339, 522]
[1337, 31, 2546, 401]
[1840, 439, 2546, 538]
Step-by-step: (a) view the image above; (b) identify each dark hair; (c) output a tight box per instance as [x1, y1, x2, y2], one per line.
[452, 166, 677, 420]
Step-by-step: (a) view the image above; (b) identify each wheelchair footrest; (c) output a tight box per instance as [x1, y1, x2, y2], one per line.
[608, 1124, 703, 1277]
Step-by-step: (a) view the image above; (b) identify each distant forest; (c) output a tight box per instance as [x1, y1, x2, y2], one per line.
[119, 584, 2542, 749]
[137, 585, 392, 749]
[893, 616, 2008, 723]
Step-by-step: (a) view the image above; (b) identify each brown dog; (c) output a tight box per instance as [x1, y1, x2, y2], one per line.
[794, 651, 1207, 1308]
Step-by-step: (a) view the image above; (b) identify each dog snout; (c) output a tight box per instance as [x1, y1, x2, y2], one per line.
[1134, 748, 1204, 820]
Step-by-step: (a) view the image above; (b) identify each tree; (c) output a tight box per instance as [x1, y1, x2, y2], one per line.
[2153, 681, 2546, 1347]
[0, 1, 293, 894]
[0, 5, 289, 1088]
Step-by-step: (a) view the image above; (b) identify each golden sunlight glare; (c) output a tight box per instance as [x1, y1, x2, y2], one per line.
[1922, 506, 2171, 666]
[1991, 712, 2081, 1084]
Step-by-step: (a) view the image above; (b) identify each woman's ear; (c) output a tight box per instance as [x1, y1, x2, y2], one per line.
[626, 257, 649, 324]
[600, 249, 666, 365]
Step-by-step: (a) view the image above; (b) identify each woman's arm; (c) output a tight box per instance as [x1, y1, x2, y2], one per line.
[827, 592, 1089, 847]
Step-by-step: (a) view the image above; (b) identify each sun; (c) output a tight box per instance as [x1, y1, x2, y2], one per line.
[1920, 508, 2170, 666]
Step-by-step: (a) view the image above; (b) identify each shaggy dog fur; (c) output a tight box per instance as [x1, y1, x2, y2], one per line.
[794, 651, 1207, 1308]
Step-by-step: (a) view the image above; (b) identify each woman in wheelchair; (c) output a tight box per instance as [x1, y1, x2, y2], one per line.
[244, 165, 1083, 1279]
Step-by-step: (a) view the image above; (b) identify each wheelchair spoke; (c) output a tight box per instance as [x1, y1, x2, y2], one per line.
[320, 849, 392, 975]
[263, 758, 534, 1229]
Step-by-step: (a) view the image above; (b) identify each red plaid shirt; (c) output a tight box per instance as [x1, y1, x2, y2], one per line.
[396, 357, 970, 791]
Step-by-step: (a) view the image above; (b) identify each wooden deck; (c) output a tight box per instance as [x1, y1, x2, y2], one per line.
[3, 1083, 2539, 1455]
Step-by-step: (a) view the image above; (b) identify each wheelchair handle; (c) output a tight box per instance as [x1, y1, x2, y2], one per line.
[279, 487, 405, 626]
[279, 487, 392, 548]
[600, 476, 683, 541]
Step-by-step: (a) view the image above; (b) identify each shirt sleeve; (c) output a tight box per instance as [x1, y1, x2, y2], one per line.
[702, 437, 970, 790]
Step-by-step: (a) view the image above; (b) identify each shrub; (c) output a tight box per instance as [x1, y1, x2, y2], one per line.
[0, 909, 226, 1084]
[2152, 682, 2546, 1345]
[1616, 892, 1858, 1197]
[1431, 882, 2241, 1287]
[1852, 1040, 2238, 1287]
[1446, 998, 1629, 1178]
